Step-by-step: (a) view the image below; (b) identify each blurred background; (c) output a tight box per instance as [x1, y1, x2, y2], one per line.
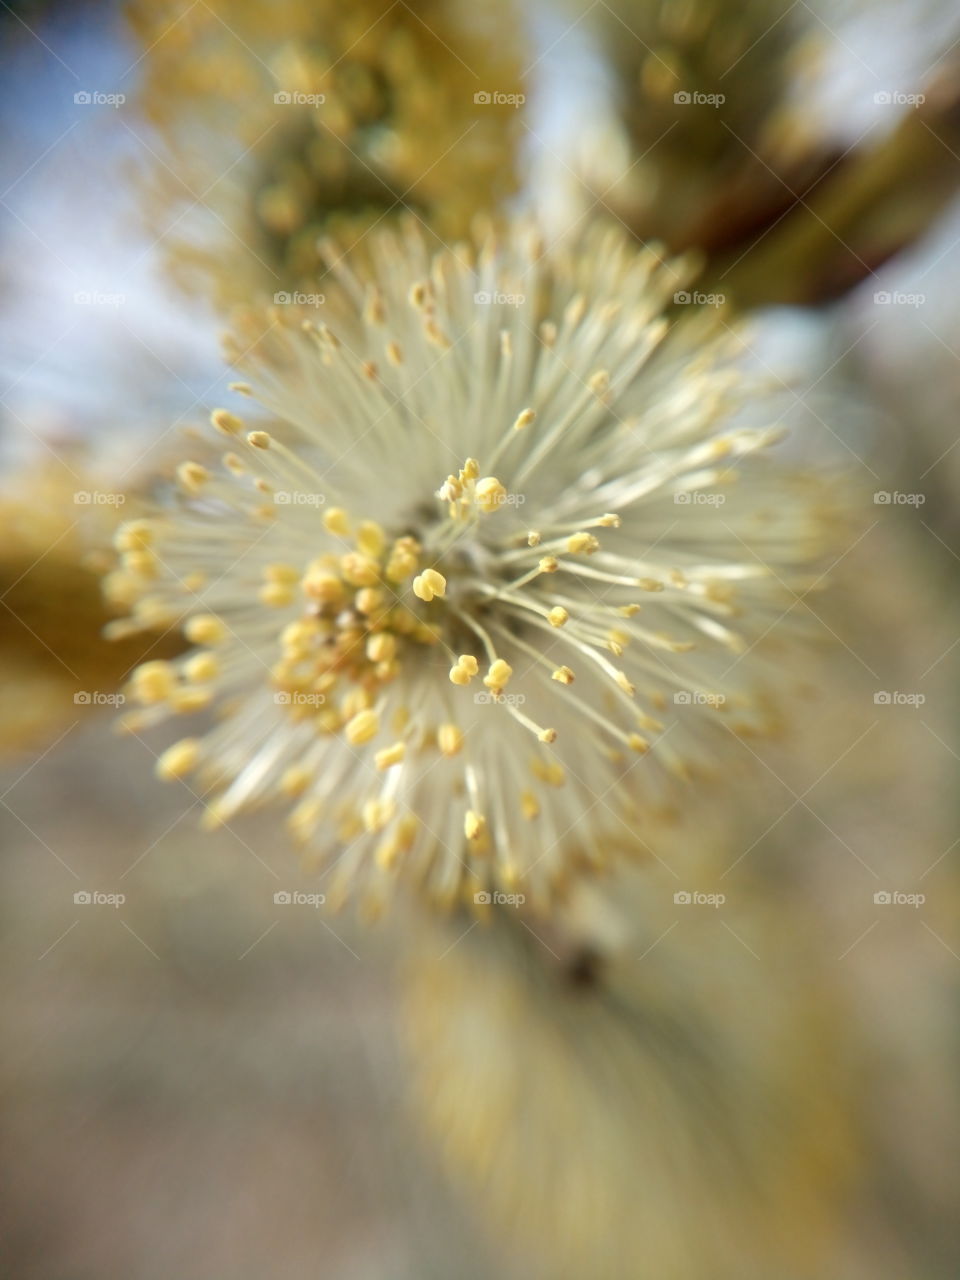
[0, 1, 957, 1276]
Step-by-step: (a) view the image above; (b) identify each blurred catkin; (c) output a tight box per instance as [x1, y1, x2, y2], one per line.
[127, 0, 527, 307]
[403, 881, 856, 1280]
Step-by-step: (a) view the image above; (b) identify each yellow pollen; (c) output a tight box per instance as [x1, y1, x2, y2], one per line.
[279, 765, 311, 796]
[355, 587, 385, 615]
[155, 738, 200, 781]
[474, 477, 508, 514]
[345, 708, 380, 746]
[538, 556, 559, 574]
[176, 461, 209, 492]
[464, 810, 486, 841]
[459, 655, 479, 676]
[246, 430, 271, 449]
[449, 662, 473, 686]
[527, 532, 542, 547]
[628, 734, 649, 753]
[374, 742, 406, 770]
[211, 409, 243, 435]
[366, 633, 397, 664]
[113, 521, 154, 553]
[322, 507, 350, 537]
[548, 606, 569, 627]
[513, 408, 536, 431]
[484, 658, 513, 691]
[340, 553, 380, 587]
[302, 570, 344, 605]
[184, 615, 227, 646]
[552, 666, 575, 685]
[567, 531, 600, 555]
[259, 581, 295, 608]
[413, 568, 446, 601]
[597, 513, 621, 527]
[357, 521, 386, 558]
[521, 790, 540, 820]
[437, 723, 464, 756]
[131, 660, 176, 704]
[538, 728, 557, 744]
[184, 653, 219, 683]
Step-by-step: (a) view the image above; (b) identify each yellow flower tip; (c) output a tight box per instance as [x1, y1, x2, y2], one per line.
[211, 409, 244, 435]
[520, 790, 540, 820]
[366, 633, 397, 664]
[322, 507, 351, 537]
[615, 672, 636, 697]
[246, 430, 271, 450]
[357, 520, 387, 558]
[464, 810, 486, 841]
[551, 666, 575, 685]
[113, 521, 154, 553]
[176, 461, 209, 493]
[538, 727, 557, 744]
[567, 531, 600, 555]
[155, 737, 200, 781]
[547, 606, 568, 627]
[449, 662, 473, 686]
[302, 568, 345, 604]
[458, 654, 479, 676]
[345, 708, 379, 746]
[588, 369, 610, 396]
[513, 407, 535, 431]
[130, 660, 176, 705]
[638, 577, 664, 591]
[437, 723, 464, 756]
[483, 658, 513, 691]
[279, 765, 311, 797]
[184, 652, 219, 683]
[374, 742, 406, 770]
[527, 531, 542, 547]
[628, 733, 649, 753]
[474, 476, 507, 514]
[538, 556, 559, 574]
[597, 513, 621, 528]
[184, 614, 227, 646]
[413, 568, 447, 601]
[227, 382, 253, 397]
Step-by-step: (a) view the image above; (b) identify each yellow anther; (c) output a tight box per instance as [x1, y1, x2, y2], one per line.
[279, 765, 311, 797]
[628, 733, 649, 753]
[302, 569, 344, 604]
[259, 581, 295, 608]
[355, 587, 385, 615]
[619, 603, 642, 617]
[114, 521, 154, 553]
[176, 461, 209, 493]
[357, 521, 386, 558]
[615, 672, 636, 697]
[345, 708, 379, 746]
[538, 556, 559, 574]
[484, 658, 513, 691]
[513, 408, 536, 431]
[184, 653, 219, 683]
[413, 568, 446, 601]
[520, 790, 540, 820]
[340, 553, 380, 587]
[184, 615, 227, 646]
[211, 408, 244, 435]
[322, 507, 350, 537]
[155, 738, 200, 781]
[366, 633, 396, 664]
[597, 513, 621, 527]
[548, 606, 568, 627]
[567, 532, 600, 555]
[551, 666, 574, 685]
[527, 531, 541, 547]
[458, 654, 479, 675]
[386, 341, 403, 366]
[170, 686, 214, 714]
[449, 663, 473, 686]
[474, 477, 507, 514]
[374, 742, 406, 770]
[538, 727, 557, 744]
[464, 810, 486, 841]
[588, 370, 610, 395]
[246, 430, 271, 449]
[638, 578, 664, 591]
[131, 660, 176, 705]
[437, 723, 464, 756]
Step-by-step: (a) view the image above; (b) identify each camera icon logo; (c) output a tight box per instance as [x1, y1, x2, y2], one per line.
[674, 291, 691, 304]
[74, 91, 92, 104]
[274, 891, 292, 904]
[74, 491, 91, 504]
[874, 691, 891, 705]
[273, 291, 292, 304]
[674, 491, 691, 504]
[674, 891, 692, 904]
[473, 291, 491, 304]
[674, 91, 691, 104]
[673, 691, 691, 704]
[74, 891, 92, 904]
[874, 91, 892, 105]
[873, 291, 891, 305]
[473, 891, 492, 904]
[474, 91, 491, 104]
[274, 91, 292, 104]
[873, 491, 891, 504]
[873, 891, 892, 904]
[74, 691, 91, 704]
[274, 691, 292, 704]
[274, 491, 291, 504]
